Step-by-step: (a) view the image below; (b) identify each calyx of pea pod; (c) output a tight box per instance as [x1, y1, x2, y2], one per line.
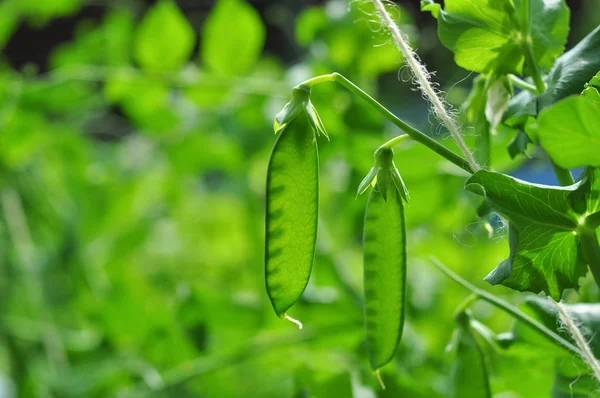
[273, 84, 329, 139]
[357, 147, 409, 202]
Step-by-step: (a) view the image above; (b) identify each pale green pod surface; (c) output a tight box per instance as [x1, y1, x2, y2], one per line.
[265, 115, 319, 318]
[449, 313, 492, 398]
[363, 180, 406, 370]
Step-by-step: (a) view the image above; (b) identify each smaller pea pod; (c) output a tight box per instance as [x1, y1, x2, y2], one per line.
[448, 311, 492, 398]
[359, 147, 408, 370]
[265, 85, 326, 324]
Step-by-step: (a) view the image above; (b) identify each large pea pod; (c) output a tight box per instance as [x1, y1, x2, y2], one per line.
[363, 174, 407, 370]
[449, 311, 491, 398]
[265, 115, 318, 321]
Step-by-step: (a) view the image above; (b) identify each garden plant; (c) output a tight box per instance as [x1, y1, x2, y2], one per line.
[265, 0, 600, 395]
[2, 0, 600, 396]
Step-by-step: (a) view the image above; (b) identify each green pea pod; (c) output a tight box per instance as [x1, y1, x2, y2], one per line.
[362, 151, 407, 370]
[448, 311, 492, 398]
[265, 115, 319, 321]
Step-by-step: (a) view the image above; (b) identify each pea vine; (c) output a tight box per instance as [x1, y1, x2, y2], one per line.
[265, 0, 600, 394]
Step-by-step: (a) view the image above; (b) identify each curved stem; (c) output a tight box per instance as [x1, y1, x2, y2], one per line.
[454, 293, 479, 316]
[430, 257, 581, 356]
[379, 134, 411, 150]
[300, 73, 473, 173]
[302, 74, 336, 87]
[508, 74, 538, 94]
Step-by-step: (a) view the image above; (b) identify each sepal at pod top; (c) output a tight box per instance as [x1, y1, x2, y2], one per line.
[273, 84, 328, 139]
[357, 147, 409, 202]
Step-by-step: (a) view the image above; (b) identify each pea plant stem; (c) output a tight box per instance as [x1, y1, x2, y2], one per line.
[551, 162, 574, 186]
[521, 0, 546, 94]
[301, 73, 473, 174]
[430, 257, 582, 357]
[507, 74, 538, 94]
[379, 134, 410, 150]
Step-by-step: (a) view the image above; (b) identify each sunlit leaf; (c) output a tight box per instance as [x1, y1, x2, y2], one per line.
[465, 170, 588, 298]
[201, 0, 265, 76]
[422, 0, 569, 76]
[134, 0, 195, 72]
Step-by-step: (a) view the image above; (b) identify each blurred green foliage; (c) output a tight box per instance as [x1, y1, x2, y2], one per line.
[0, 0, 598, 397]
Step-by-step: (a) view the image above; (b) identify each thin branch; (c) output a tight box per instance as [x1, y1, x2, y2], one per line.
[430, 257, 581, 356]
[301, 73, 473, 173]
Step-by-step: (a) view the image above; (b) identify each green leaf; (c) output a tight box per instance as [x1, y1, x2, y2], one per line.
[448, 312, 492, 398]
[265, 116, 319, 318]
[133, 0, 195, 72]
[422, 0, 569, 76]
[505, 25, 600, 125]
[582, 71, 600, 101]
[362, 161, 407, 370]
[295, 7, 328, 47]
[465, 170, 587, 298]
[536, 95, 600, 168]
[507, 129, 531, 159]
[201, 0, 265, 76]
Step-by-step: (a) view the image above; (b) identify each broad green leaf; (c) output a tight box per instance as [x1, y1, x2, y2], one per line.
[265, 116, 319, 318]
[448, 312, 491, 398]
[133, 0, 195, 72]
[465, 170, 587, 298]
[505, 25, 600, 125]
[362, 159, 407, 370]
[201, 0, 265, 76]
[536, 95, 600, 168]
[422, 0, 569, 76]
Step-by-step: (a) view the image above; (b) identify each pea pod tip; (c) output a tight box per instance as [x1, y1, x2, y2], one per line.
[283, 313, 303, 329]
[374, 369, 386, 390]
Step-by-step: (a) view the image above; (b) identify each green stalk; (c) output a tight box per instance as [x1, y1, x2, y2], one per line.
[508, 74, 538, 94]
[379, 134, 411, 150]
[301, 73, 474, 174]
[521, 0, 546, 94]
[430, 257, 581, 356]
[551, 162, 574, 186]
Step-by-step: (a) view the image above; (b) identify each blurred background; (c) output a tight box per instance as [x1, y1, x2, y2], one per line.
[0, 0, 599, 397]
